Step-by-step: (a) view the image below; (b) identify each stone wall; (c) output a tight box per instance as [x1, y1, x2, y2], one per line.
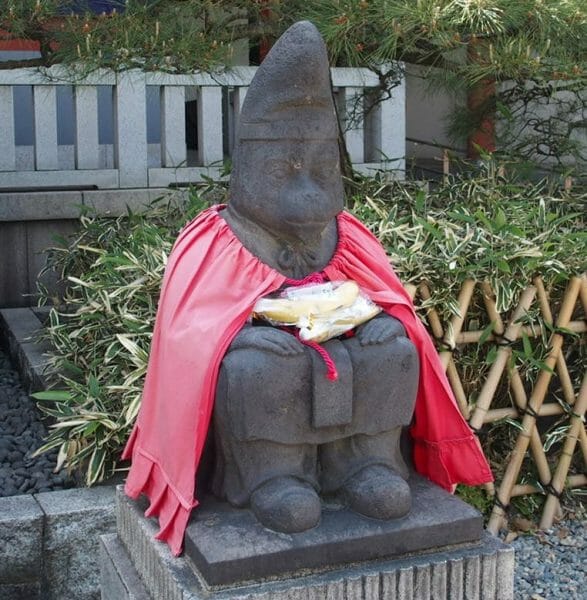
[0, 486, 116, 600]
[0, 188, 185, 308]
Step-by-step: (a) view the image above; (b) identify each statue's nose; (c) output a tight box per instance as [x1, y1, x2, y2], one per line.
[287, 171, 328, 205]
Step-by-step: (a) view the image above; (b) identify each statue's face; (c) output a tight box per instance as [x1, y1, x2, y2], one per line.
[229, 138, 344, 237]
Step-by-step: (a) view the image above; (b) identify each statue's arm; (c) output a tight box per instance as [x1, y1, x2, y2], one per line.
[228, 324, 305, 356]
[355, 313, 407, 347]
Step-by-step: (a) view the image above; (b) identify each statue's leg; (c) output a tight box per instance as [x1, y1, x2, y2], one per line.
[213, 345, 321, 532]
[319, 328, 419, 520]
[319, 430, 411, 519]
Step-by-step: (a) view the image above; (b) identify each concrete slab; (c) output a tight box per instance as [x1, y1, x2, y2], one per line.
[184, 476, 483, 586]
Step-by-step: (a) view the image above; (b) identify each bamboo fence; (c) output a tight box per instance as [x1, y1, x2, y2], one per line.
[407, 274, 586, 531]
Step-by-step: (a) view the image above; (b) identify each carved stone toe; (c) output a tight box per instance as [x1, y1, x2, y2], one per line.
[250, 477, 321, 533]
[343, 465, 411, 520]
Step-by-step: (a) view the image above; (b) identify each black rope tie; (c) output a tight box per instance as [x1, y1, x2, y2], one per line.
[435, 337, 455, 353]
[494, 333, 516, 347]
[493, 496, 510, 513]
[544, 482, 563, 499]
[521, 403, 540, 419]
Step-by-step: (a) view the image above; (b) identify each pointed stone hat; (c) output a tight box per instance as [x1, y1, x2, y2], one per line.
[237, 21, 338, 141]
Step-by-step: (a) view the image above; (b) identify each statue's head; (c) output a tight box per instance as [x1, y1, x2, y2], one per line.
[228, 21, 344, 238]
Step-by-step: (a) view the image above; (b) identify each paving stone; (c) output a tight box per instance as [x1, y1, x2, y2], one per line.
[35, 486, 116, 600]
[0, 494, 43, 584]
[0, 582, 42, 600]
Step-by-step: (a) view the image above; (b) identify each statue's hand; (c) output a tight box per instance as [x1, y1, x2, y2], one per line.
[229, 326, 305, 356]
[356, 315, 406, 347]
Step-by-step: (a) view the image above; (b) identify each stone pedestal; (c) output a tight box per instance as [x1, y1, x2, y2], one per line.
[100, 483, 514, 599]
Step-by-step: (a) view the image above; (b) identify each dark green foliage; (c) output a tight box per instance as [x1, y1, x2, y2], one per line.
[35, 175, 585, 501]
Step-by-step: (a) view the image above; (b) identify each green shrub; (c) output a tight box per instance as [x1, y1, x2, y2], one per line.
[34, 192, 211, 485]
[35, 175, 585, 511]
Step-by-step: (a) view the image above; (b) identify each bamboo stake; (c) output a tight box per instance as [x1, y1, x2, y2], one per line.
[564, 176, 573, 191]
[442, 148, 450, 181]
[540, 374, 587, 528]
[579, 426, 587, 465]
[487, 277, 582, 534]
[404, 283, 418, 300]
[469, 286, 536, 431]
[535, 275, 587, 464]
[535, 278, 578, 409]
[419, 283, 471, 417]
[440, 279, 475, 369]
[418, 284, 444, 341]
[509, 370, 554, 491]
[481, 282, 556, 507]
[447, 360, 470, 418]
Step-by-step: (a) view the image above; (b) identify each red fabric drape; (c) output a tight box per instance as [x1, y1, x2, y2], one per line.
[123, 206, 492, 556]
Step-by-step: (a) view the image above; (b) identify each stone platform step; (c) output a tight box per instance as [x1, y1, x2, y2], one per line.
[105, 485, 514, 599]
[102, 529, 513, 600]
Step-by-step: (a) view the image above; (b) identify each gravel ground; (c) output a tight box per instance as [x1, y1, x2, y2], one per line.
[1, 345, 585, 597]
[0, 347, 74, 496]
[512, 516, 587, 599]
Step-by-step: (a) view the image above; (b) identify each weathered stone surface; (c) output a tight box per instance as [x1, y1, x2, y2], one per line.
[35, 486, 116, 600]
[0, 191, 83, 222]
[110, 488, 514, 600]
[82, 189, 183, 216]
[184, 476, 482, 586]
[0, 582, 42, 600]
[100, 534, 150, 600]
[0, 308, 52, 391]
[0, 494, 43, 584]
[0, 307, 41, 345]
[214, 19, 419, 536]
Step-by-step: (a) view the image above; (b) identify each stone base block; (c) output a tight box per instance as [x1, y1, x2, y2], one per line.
[184, 476, 483, 586]
[107, 486, 514, 599]
[102, 529, 513, 600]
[100, 534, 150, 600]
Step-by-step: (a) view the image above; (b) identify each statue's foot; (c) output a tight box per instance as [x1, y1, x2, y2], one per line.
[250, 477, 321, 533]
[342, 465, 411, 520]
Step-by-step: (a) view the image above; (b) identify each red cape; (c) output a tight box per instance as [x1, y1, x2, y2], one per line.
[123, 206, 493, 556]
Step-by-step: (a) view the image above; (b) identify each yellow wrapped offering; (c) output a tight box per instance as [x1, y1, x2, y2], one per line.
[252, 281, 381, 342]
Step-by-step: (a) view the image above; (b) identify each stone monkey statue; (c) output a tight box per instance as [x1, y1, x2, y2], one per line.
[212, 21, 419, 533]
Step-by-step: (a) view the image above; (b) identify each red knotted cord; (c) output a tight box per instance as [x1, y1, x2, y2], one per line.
[281, 271, 339, 381]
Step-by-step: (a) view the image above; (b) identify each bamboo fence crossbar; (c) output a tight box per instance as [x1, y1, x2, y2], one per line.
[411, 274, 586, 531]
[511, 474, 587, 498]
[456, 320, 585, 344]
